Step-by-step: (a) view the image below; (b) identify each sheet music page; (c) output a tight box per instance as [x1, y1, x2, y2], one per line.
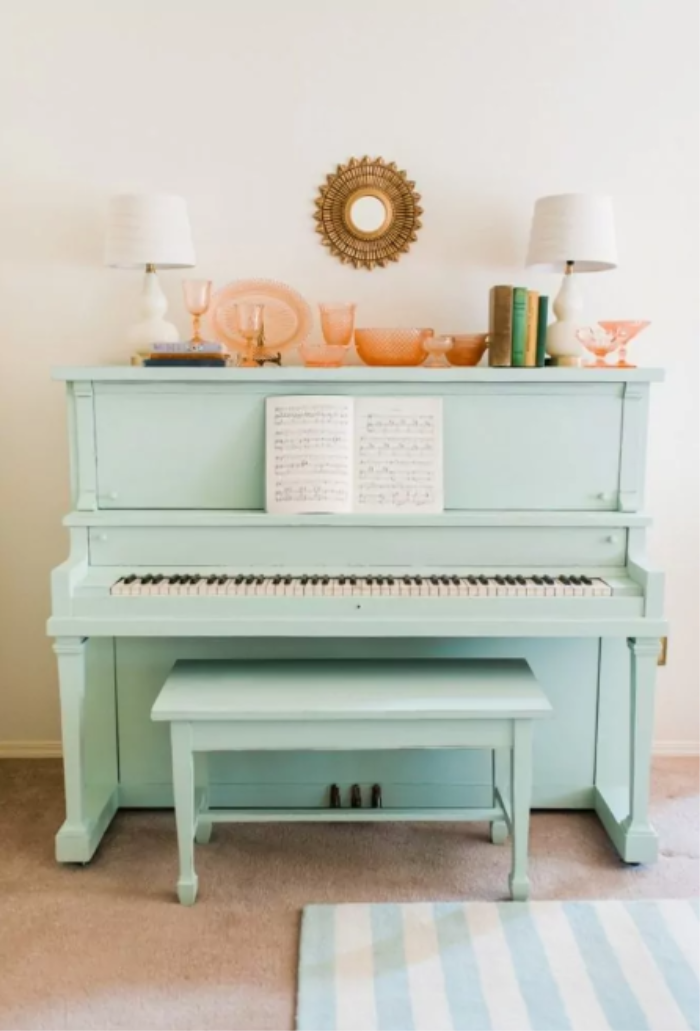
[265, 396, 354, 514]
[353, 396, 444, 513]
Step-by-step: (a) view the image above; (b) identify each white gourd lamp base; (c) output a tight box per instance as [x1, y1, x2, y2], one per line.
[127, 264, 179, 356]
[546, 260, 584, 366]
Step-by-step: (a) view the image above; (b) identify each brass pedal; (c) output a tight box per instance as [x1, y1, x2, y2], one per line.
[371, 784, 383, 809]
[350, 783, 362, 808]
[329, 784, 341, 808]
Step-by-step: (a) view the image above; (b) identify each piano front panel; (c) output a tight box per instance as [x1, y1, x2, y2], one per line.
[88, 525, 628, 568]
[91, 381, 628, 512]
[115, 636, 600, 810]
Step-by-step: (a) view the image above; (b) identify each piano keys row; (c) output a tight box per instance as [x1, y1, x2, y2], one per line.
[110, 573, 614, 598]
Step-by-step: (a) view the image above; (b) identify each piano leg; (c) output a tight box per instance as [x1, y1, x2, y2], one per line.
[54, 636, 119, 863]
[595, 636, 660, 864]
[171, 722, 199, 905]
[194, 753, 213, 845]
[508, 720, 533, 902]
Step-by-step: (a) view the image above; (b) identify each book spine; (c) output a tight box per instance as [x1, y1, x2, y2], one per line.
[536, 295, 549, 366]
[511, 287, 528, 367]
[524, 291, 539, 367]
[488, 285, 513, 366]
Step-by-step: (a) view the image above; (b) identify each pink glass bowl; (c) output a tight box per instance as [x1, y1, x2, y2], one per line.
[597, 320, 650, 368]
[298, 341, 349, 368]
[355, 328, 433, 367]
[446, 333, 489, 366]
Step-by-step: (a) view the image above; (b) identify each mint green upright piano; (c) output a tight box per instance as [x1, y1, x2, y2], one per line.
[48, 366, 666, 866]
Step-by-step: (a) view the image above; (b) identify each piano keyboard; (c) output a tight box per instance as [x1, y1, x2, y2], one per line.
[111, 573, 613, 598]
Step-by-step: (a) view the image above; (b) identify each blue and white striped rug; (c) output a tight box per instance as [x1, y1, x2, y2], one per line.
[297, 900, 699, 1030]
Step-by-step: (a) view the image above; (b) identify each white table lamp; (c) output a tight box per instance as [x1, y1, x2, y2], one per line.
[526, 193, 617, 365]
[105, 193, 195, 355]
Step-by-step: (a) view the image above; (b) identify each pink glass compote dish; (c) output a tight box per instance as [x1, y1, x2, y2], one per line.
[575, 325, 617, 367]
[597, 321, 651, 368]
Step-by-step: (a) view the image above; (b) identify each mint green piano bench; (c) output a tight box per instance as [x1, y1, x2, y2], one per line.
[151, 658, 552, 905]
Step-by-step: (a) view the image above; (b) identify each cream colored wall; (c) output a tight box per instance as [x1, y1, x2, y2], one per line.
[0, 0, 697, 753]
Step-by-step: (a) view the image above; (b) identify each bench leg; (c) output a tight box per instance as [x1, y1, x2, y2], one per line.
[194, 753, 213, 845]
[491, 748, 510, 845]
[171, 723, 198, 905]
[509, 721, 533, 902]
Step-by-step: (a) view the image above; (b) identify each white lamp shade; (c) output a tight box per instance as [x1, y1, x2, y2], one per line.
[526, 193, 617, 273]
[105, 193, 196, 269]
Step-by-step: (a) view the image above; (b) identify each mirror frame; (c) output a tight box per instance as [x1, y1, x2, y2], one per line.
[314, 156, 423, 270]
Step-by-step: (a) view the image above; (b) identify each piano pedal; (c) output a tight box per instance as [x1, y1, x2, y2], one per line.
[350, 783, 362, 808]
[371, 784, 383, 809]
[329, 784, 341, 808]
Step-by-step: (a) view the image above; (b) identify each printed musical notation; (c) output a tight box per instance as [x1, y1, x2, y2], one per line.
[266, 396, 354, 513]
[354, 397, 443, 514]
[265, 395, 444, 515]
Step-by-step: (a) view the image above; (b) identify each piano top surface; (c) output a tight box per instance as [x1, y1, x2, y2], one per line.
[51, 366, 665, 383]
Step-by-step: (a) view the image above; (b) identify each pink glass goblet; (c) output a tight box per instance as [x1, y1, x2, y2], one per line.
[575, 326, 616, 367]
[597, 321, 651, 369]
[233, 302, 265, 367]
[319, 303, 356, 348]
[182, 279, 212, 348]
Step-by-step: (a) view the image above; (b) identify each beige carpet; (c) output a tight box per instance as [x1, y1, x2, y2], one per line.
[0, 758, 697, 1031]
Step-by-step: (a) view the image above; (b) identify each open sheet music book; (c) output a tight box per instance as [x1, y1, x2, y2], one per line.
[265, 395, 444, 514]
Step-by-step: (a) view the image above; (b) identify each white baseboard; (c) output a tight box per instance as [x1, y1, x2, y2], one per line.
[653, 740, 700, 757]
[0, 741, 63, 759]
[1, 740, 698, 759]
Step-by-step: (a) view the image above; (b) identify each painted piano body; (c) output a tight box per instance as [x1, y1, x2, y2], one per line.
[48, 366, 666, 865]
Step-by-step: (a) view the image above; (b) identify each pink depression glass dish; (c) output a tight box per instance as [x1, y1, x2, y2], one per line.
[355, 328, 433, 367]
[298, 341, 348, 368]
[207, 279, 312, 355]
[597, 320, 650, 369]
[446, 333, 489, 366]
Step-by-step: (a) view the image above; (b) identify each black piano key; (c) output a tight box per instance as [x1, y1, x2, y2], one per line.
[217, 576, 227, 585]
[365, 576, 374, 585]
[141, 574, 153, 584]
[543, 575, 555, 585]
[386, 576, 395, 585]
[415, 576, 423, 584]
[569, 575, 582, 585]
[245, 575, 255, 584]
[516, 575, 527, 585]
[272, 575, 281, 584]
[349, 576, 357, 585]
[403, 576, 412, 585]
[467, 575, 478, 585]
[124, 575, 136, 584]
[152, 574, 163, 584]
[255, 576, 265, 584]
[532, 575, 543, 584]
[451, 575, 460, 585]
[207, 575, 217, 584]
[495, 575, 506, 585]
[430, 575, 439, 585]
[479, 575, 489, 585]
[322, 576, 330, 585]
[339, 576, 346, 585]
[300, 576, 309, 585]
[581, 575, 593, 585]
[234, 575, 244, 584]
[284, 575, 293, 584]
[559, 575, 571, 585]
[505, 575, 517, 585]
[376, 576, 385, 585]
[310, 576, 319, 585]
[441, 576, 451, 585]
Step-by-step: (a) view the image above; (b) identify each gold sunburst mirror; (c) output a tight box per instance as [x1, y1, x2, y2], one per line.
[314, 156, 423, 270]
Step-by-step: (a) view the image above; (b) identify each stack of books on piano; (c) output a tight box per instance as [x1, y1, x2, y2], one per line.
[488, 285, 549, 368]
[139, 343, 229, 367]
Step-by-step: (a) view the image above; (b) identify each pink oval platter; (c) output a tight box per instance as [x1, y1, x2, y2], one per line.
[207, 279, 313, 354]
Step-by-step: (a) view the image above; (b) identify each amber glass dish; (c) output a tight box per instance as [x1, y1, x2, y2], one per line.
[355, 328, 433, 366]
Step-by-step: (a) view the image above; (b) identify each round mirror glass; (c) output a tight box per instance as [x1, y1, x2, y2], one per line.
[348, 195, 387, 234]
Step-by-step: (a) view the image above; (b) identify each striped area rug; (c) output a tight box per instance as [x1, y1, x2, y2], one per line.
[297, 900, 699, 1031]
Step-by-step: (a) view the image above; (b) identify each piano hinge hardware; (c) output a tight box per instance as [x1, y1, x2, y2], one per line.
[371, 784, 383, 809]
[351, 784, 363, 808]
[329, 784, 341, 808]
[658, 636, 668, 666]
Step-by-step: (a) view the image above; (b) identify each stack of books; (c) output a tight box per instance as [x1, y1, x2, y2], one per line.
[139, 342, 229, 368]
[488, 286, 549, 368]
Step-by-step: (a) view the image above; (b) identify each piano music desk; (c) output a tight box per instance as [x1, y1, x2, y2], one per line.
[151, 658, 552, 905]
[48, 367, 667, 872]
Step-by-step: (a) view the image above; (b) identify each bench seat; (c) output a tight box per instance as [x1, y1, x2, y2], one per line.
[152, 658, 551, 904]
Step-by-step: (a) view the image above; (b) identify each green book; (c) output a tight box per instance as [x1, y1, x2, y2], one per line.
[536, 295, 549, 367]
[510, 287, 528, 367]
